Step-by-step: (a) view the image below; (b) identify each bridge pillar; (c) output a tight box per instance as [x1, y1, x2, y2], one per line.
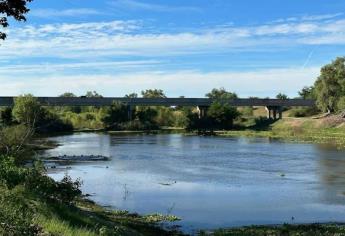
[278, 107, 283, 119]
[127, 105, 134, 120]
[266, 106, 283, 120]
[197, 106, 209, 119]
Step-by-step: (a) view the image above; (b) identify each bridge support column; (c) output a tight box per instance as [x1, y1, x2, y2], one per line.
[197, 106, 209, 119]
[266, 106, 283, 120]
[127, 105, 134, 120]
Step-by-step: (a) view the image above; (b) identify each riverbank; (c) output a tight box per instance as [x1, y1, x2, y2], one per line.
[201, 223, 345, 235]
[219, 116, 345, 148]
[0, 157, 182, 236]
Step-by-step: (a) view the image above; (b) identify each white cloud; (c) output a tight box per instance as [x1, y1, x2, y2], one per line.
[273, 13, 343, 23]
[108, 0, 201, 12]
[30, 8, 102, 18]
[0, 67, 320, 97]
[1, 15, 345, 60]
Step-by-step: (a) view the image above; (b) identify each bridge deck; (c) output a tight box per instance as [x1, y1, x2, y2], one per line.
[0, 97, 315, 107]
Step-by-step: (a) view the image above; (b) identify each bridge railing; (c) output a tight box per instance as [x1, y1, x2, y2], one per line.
[0, 97, 316, 107]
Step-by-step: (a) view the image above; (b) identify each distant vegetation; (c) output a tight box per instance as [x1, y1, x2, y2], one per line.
[1, 55, 345, 134]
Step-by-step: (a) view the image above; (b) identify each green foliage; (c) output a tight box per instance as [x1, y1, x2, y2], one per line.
[136, 107, 158, 125]
[0, 107, 13, 126]
[207, 102, 240, 129]
[337, 96, 345, 111]
[125, 93, 138, 98]
[0, 125, 33, 162]
[187, 102, 240, 131]
[276, 93, 288, 100]
[206, 87, 237, 100]
[85, 91, 103, 98]
[12, 94, 42, 126]
[12, 94, 73, 133]
[299, 86, 315, 99]
[101, 102, 129, 128]
[0, 0, 33, 40]
[289, 107, 319, 117]
[0, 184, 38, 236]
[0, 157, 82, 203]
[141, 89, 166, 98]
[60, 92, 77, 97]
[314, 57, 345, 112]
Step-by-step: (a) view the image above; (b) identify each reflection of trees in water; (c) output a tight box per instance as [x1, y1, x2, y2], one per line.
[316, 143, 345, 204]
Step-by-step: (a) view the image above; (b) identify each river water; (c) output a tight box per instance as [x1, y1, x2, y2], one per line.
[45, 133, 345, 232]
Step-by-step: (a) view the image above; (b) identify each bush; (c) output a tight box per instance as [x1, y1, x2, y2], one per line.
[0, 107, 13, 126]
[0, 157, 82, 204]
[0, 185, 39, 236]
[0, 125, 34, 163]
[288, 107, 319, 117]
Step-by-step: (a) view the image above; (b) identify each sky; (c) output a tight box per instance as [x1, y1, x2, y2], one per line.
[1, 0, 345, 97]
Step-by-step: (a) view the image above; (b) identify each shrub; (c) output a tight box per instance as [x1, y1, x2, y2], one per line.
[0, 125, 34, 163]
[0, 157, 82, 204]
[0, 185, 38, 236]
[288, 107, 319, 117]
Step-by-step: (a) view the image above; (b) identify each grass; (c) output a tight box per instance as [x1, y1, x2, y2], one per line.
[0, 185, 183, 236]
[200, 223, 345, 236]
[220, 116, 345, 148]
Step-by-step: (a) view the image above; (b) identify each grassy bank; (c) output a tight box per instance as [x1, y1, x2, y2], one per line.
[0, 157, 182, 236]
[200, 224, 345, 235]
[219, 116, 345, 147]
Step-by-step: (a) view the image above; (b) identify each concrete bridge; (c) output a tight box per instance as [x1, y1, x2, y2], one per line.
[0, 97, 315, 120]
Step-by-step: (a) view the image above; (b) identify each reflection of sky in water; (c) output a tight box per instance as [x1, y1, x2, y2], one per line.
[46, 133, 345, 232]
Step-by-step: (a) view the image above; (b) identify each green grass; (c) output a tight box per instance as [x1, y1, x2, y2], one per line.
[220, 117, 345, 148]
[200, 224, 345, 236]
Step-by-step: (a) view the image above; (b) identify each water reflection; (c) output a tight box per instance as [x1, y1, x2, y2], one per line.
[316, 144, 345, 205]
[46, 133, 345, 232]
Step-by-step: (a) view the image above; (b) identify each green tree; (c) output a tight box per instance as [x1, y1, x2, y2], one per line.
[141, 89, 166, 98]
[60, 92, 76, 98]
[101, 102, 129, 127]
[125, 93, 138, 98]
[207, 102, 240, 129]
[0, 107, 13, 126]
[276, 93, 288, 100]
[298, 86, 315, 99]
[314, 57, 345, 112]
[12, 94, 41, 126]
[206, 88, 237, 100]
[85, 91, 103, 98]
[0, 0, 33, 40]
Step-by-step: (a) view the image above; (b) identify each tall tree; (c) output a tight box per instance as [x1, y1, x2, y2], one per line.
[12, 94, 41, 126]
[0, 0, 33, 40]
[314, 57, 345, 112]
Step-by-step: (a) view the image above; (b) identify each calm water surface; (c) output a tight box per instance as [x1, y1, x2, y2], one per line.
[45, 133, 345, 232]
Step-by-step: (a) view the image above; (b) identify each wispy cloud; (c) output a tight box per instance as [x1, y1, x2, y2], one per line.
[273, 13, 343, 23]
[1, 15, 345, 60]
[108, 0, 201, 12]
[30, 8, 103, 18]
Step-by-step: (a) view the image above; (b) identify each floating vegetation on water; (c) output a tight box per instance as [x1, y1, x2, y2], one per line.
[144, 213, 181, 223]
[45, 155, 110, 162]
[159, 181, 177, 186]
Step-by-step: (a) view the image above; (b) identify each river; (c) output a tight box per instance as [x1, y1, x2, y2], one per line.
[44, 132, 345, 233]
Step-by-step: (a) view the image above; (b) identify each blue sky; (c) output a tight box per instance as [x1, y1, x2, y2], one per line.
[1, 0, 345, 97]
